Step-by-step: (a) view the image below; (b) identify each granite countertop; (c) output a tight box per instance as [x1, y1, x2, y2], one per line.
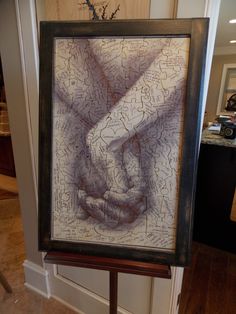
[201, 128, 236, 148]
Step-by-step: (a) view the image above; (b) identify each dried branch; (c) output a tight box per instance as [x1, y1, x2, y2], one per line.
[79, 1, 120, 20]
[101, 4, 108, 20]
[83, 0, 99, 20]
[109, 4, 120, 20]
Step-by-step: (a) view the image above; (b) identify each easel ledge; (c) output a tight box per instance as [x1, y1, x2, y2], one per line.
[44, 251, 171, 278]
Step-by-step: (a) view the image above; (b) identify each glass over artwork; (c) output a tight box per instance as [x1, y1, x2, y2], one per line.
[51, 37, 190, 252]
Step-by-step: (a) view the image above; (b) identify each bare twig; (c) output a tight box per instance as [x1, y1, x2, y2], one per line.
[84, 0, 99, 20]
[101, 4, 108, 20]
[79, 0, 120, 20]
[109, 4, 120, 20]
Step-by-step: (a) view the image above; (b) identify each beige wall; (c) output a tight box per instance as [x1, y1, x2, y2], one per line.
[205, 54, 236, 123]
[44, 0, 150, 20]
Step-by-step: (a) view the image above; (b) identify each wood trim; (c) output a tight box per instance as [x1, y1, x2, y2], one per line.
[15, 0, 39, 186]
[169, 267, 184, 314]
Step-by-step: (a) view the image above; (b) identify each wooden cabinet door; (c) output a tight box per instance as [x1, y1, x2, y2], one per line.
[0, 135, 15, 177]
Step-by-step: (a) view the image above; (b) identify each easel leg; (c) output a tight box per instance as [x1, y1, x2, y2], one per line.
[0, 271, 12, 293]
[109, 271, 118, 314]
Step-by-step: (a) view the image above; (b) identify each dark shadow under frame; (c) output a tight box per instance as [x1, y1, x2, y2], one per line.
[38, 18, 209, 266]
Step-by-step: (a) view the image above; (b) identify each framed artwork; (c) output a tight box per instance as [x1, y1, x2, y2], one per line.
[39, 19, 208, 266]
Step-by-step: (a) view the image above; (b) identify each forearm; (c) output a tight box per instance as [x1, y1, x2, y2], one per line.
[87, 62, 187, 153]
[54, 39, 115, 124]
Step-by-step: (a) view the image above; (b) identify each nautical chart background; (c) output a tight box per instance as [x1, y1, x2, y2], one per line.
[51, 36, 190, 252]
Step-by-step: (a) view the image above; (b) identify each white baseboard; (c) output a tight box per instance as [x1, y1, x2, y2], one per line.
[52, 295, 85, 314]
[23, 259, 51, 298]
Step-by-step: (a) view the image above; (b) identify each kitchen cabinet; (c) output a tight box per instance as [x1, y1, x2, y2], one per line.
[193, 130, 236, 253]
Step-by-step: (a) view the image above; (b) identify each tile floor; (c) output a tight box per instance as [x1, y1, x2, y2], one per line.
[0, 176, 76, 314]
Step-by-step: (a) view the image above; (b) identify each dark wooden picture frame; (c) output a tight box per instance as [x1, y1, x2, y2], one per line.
[39, 19, 208, 266]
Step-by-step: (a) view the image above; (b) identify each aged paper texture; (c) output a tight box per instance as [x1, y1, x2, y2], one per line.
[51, 37, 190, 252]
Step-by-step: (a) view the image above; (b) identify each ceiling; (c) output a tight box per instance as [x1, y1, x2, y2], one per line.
[214, 0, 236, 53]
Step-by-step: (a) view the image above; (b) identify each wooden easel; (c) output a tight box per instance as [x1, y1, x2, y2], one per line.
[45, 252, 171, 314]
[0, 271, 12, 293]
